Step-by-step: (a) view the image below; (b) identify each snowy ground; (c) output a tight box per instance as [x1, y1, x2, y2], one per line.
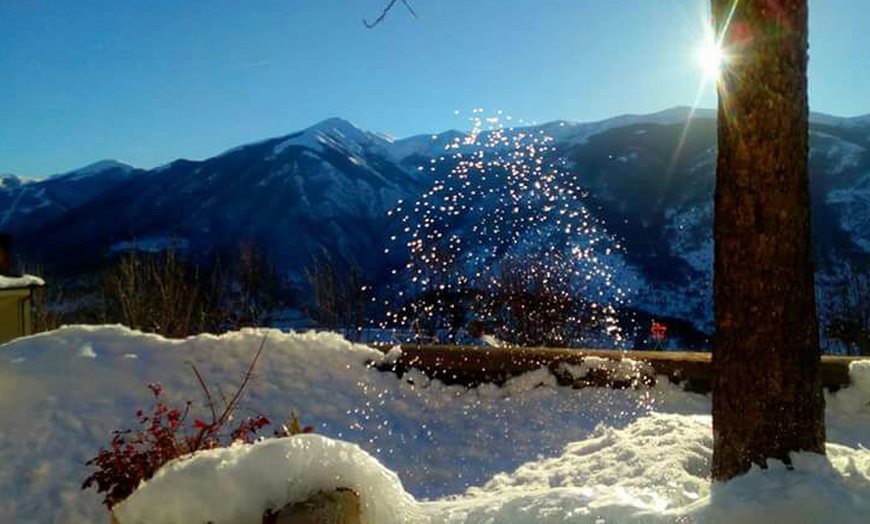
[0, 326, 869, 523]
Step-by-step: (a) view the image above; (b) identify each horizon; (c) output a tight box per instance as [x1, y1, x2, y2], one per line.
[7, 104, 869, 177]
[3, 0, 869, 175]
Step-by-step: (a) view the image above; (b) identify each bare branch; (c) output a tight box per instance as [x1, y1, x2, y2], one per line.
[216, 335, 268, 429]
[189, 362, 218, 423]
[364, 0, 418, 29]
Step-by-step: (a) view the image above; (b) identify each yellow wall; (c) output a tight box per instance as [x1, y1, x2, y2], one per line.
[0, 289, 33, 345]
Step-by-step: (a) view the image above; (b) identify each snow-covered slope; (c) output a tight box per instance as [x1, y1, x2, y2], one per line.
[0, 160, 139, 232]
[19, 119, 423, 274]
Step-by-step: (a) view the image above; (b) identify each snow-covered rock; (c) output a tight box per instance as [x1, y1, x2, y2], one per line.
[114, 435, 418, 524]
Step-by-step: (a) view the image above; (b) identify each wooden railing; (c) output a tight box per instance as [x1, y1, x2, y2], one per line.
[372, 344, 863, 393]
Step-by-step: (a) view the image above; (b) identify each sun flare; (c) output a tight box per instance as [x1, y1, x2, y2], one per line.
[696, 33, 726, 80]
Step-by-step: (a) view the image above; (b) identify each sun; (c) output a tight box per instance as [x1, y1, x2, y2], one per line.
[696, 30, 726, 81]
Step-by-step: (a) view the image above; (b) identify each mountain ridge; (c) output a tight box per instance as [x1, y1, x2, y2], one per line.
[10, 106, 869, 178]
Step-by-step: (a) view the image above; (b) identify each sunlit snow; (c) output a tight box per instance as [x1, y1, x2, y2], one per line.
[0, 326, 869, 523]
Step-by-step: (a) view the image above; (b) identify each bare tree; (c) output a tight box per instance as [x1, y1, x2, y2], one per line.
[226, 243, 288, 328]
[826, 264, 870, 356]
[711, 0, 825, 480]
[304, 250, 368, 339]
[104, 250, 225, 337]
[485, 259, 600, 348]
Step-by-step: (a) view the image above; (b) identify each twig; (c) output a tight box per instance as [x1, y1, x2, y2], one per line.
[189, 362, 218, 423]
[216, 335, 268, 428]
[363, 0, 418, 28]
[187, 335, 268, 450]
[215, 383, 230, 414]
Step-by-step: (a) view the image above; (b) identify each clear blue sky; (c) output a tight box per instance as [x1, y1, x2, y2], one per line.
[1, 0, 868, 175]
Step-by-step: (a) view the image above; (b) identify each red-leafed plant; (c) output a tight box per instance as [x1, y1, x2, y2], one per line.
[82, 338, 313, 509]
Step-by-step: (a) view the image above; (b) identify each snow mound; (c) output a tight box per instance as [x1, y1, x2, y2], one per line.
[849, 359, 870, 395]
[114, 434, 419, 524]
[695, 445, 870, 524]
[427, 414, 870, 523]
[826, 360, 870, 416]
[428, 413, 712, 522]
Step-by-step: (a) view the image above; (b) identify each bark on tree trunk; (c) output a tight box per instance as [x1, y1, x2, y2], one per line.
[711, 0, 825, 481]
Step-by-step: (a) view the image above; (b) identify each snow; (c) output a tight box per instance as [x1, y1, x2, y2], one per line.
[825, 173, 870, 252]
[827, 360, 870, 417]
[116, 414, 870, 524]
[427, 413, 712, 522]
[810, 111, 870, 129]
[268, 117, 392, 160]
[0, 273, 44, 289]
[389, 108, 718, 163]
[388, 130, 469, 162]
[0, 174, 27, 189]
[810, 130, 866, 174]
[427, 413, 870, 523]
[558, 355, 655, 384]
[545, 107, 717, 147]
[57, 160, 133, 182]
[114, 435, 418, 524]
[0, 326, 868, 523]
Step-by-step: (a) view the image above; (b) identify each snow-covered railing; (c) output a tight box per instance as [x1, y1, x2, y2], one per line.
[373, 344, 861, 393]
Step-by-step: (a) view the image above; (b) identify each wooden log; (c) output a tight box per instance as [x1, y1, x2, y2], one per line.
[372, 345, 864, 394]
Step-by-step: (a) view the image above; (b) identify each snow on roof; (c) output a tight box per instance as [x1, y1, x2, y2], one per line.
[0, 274, 44, 289]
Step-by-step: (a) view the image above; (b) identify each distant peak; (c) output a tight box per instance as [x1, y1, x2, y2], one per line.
[310, 116, 357, 129]
[606, 106, 717, 124]
[809, 111, 870, 128]
[58, 160, 135, 180]
[301, 116, 383, 145]
[76, 159, 133, 172]
[536, 107, 718, 137]
[0, 173, 25, 189]
[304, 117, 369, 138]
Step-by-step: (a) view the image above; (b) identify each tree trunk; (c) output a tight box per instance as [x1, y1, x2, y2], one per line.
[711, 0, 825, 481]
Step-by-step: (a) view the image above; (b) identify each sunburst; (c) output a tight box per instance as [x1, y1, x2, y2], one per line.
[696, 28, 727, 81]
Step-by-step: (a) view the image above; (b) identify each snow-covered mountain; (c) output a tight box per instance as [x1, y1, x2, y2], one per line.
[7, 109, 870, 344]
[0, 160, 138, 232]
[15, 119, 423, 276]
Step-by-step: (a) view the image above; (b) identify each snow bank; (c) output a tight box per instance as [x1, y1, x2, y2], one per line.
[114, 435, 419, 524]
[1, 325, 868, 523]
[0, 273, 44, 288]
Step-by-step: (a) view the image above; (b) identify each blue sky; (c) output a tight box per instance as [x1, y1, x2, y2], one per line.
[1, 0, 868, 175]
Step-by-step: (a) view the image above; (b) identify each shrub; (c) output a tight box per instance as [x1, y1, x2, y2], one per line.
[82, 339, 313, 509]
